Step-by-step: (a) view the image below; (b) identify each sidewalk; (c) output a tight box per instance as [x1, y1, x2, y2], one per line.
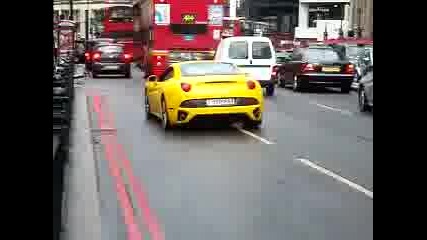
[61, 85, 102, 240]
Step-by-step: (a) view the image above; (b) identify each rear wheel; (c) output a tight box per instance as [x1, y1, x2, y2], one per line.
[293, 75, 301, 92]
[245, 120, 262, 130]
[358, 86, 370, 112]
[266, 83, 275, 96]
[341, 84, 351, 93]
[125, 69, 131, 78]
[278, 73, 286, 88]
[161, 98, 171, 130]
[144, 91, 152, 120]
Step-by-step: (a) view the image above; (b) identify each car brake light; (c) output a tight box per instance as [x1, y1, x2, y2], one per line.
[124, 53, 132, 60]
[181, 83, 191, 92]
[85, 52, 90, 58]
[92, 52, 101, 61]
[345, 64, 355, 74]
[302, 63, 315, 72]
[272, 65, 279, 76]
[247, 80, 256, 90]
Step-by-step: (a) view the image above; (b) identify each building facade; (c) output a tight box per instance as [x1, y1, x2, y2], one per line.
[349, 0, 373, 38]
[295, 0, 351, 40]
[53, 0, 132, 38]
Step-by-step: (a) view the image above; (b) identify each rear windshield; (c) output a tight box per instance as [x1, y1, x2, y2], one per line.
[101, 32, 133, 39]
[228, 41, 248, 59]
[168, 51, 214, 64]
[252, 41, 272, 59]
[180, 63, 240, 76]
[305, 48, 342, 62]
[96, 45, 123, 53]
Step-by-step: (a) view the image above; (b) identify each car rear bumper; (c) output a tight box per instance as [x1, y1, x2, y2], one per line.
[169, 105, 263, 126]
[299, 73, 354, 86]
[92, 62, 130, 73]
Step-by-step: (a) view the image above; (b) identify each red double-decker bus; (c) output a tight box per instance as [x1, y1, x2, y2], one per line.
[102, 4, 134, 55]
[133, 0, 224, 77]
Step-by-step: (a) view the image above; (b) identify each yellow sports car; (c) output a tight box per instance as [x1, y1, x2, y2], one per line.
[144, 61, 264, 129]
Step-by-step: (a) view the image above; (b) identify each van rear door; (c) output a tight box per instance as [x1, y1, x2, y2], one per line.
[246, 41, 275, 81]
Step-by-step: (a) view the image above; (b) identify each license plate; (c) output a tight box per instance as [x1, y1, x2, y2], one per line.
[322, 67, 340, 72]
[103, 65, 119, 70]
[206, 98, 235, 106]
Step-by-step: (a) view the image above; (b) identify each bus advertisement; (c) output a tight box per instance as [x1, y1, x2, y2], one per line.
[134, 0, 224, 77]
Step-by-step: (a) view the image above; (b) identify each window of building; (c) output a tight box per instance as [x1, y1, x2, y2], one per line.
[308, 3, 345, 27]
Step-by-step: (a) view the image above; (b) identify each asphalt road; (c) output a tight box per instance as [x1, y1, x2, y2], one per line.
[82, 66, 373, 240]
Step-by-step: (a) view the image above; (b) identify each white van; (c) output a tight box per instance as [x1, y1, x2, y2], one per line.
[214, 36, 276, 96]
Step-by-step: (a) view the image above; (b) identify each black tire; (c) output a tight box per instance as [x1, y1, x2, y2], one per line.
[358, 86, 370, 112]
[266, 83, 275, 96]
[341, 84, 351, 93]
[245, 120, 262, 130]
[278, 73, 286, 88]
[160, 97, 172, 130]
[292, 75, 301, 92]
[144, 91, 152, 120]
[125, 69, 131, 78]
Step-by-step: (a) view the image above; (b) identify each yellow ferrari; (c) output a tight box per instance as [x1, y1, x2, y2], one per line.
[144, 61, 264, 130]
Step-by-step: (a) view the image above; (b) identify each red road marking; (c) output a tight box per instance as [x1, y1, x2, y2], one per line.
[91, 93, 164, 240]
[92, 95, 143, 240]
[99, 94, 164, 240]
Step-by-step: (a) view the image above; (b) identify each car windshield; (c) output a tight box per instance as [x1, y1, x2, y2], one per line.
[180, 63, 241, 76]
[305, 48, 343, 62]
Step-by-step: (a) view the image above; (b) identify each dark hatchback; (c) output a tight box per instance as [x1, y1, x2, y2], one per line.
[277, 45, 355, 93]
[91, 44, 132, 78]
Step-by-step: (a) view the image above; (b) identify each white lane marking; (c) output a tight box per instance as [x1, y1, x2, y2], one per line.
[295, 158, 373, 199]
[312, 102, 353, 116]
[235, 127, 276, 145]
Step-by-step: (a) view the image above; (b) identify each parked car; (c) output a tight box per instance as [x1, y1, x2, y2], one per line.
[358, 64, 373, 112]
[276, 45, 355, 93]
[91, 43, 132, 78]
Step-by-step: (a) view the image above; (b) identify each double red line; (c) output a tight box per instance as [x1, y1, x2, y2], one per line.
[91, 93, 164, 240]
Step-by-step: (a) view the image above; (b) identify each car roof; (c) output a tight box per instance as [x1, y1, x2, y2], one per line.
[221, 36, 272, 43]
[173, 60, 232, 65]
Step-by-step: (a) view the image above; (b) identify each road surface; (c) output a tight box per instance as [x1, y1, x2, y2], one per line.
[77, 66, 373, 240]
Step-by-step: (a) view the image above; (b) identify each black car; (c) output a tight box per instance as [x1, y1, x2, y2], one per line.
[358, 64, 373, 112]
[85, 38, 116, 71]
[91, 44, 132, 78]
[277, 45, 355, 93]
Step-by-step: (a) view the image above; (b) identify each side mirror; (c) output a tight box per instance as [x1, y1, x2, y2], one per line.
[147, 75, 158, 82]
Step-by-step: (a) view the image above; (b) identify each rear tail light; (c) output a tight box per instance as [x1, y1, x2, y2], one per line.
[181, 83, 191, 92]
[345, 64, 355, 74]
[302, 63, 316, 72]
[92, 52, 101, 61]
[247, 80, 256, 90]
[85, 52, 90, 60]
[272, 65, 280, 76]
[122, 53, 133, 63]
